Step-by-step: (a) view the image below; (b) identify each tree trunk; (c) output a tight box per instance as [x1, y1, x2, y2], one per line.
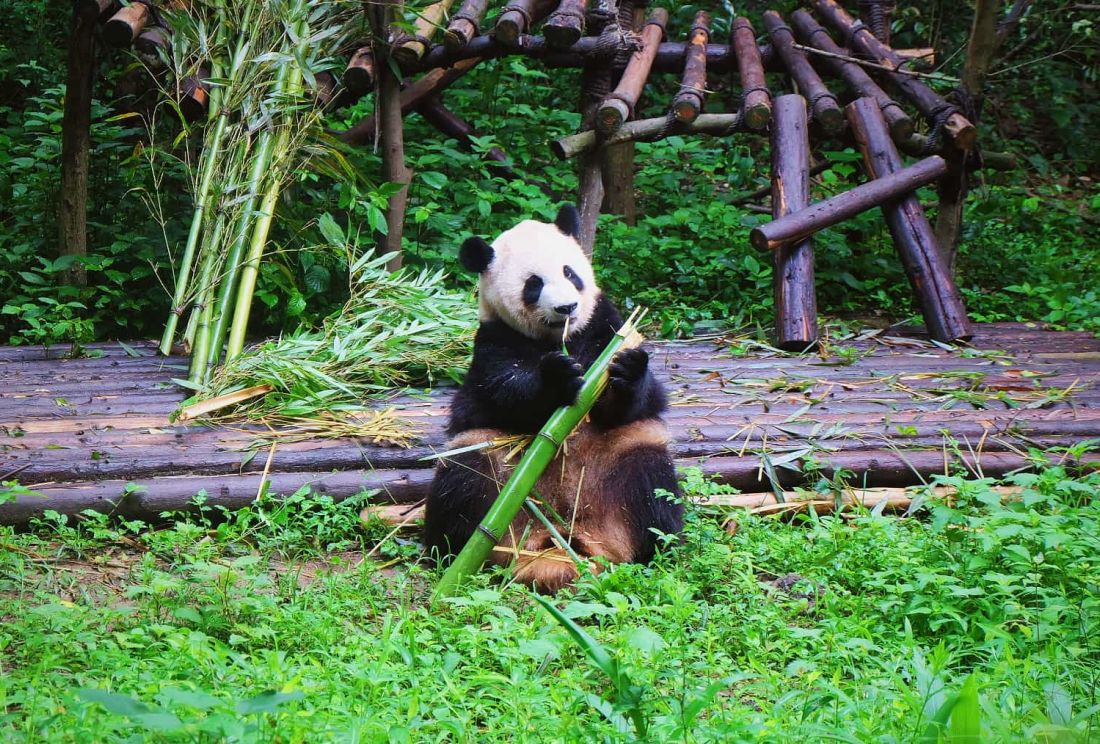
[934, 0, 1003, 272]
[58, 1, 99, 288]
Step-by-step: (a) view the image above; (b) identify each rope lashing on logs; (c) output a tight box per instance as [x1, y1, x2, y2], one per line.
[807, 89, 840, 113]
[857, 0, 895, 43]
[741, 84, 770, 110]
[451, 11, 483, 36]
[919, 101, 961, 155]
[502, 1, 534, 28]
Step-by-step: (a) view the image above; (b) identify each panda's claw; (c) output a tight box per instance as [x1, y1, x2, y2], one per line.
[539, 351, 584, 405]
[609, 348, 649, 389]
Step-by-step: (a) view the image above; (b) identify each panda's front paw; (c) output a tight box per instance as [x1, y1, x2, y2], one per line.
[539, 351, 584, 406]
[609, 348, 649, 393]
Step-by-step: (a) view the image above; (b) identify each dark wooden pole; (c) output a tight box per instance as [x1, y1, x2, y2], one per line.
[415, 99, 522, 182]
[769, 95, 817, 351]
[103, 1, 150, 47]
[600, 3, 642, 227]
[790, 10, 912, 141]
[59, 0, 101, 288]
[847, 98, 971, 343]
[751, 155, 948, 251]
[444, 0, 492, 51]
[670, 10, 710, 124]
[763, 11, 844, 135]
[338, 58, 481, 146]
[730, 17, 771, 130]
[545, 0, 588, 48]
[370, 2, 411, 272]
[178, 68, 210, 124]
[809, 0, 976, 150]
[596, 7, 668, 133]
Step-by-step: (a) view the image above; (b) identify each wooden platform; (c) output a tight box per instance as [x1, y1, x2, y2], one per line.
[2, 323, 1099, 525]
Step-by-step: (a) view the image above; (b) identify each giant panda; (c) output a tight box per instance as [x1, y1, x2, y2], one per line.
[424, 204, 683, 593]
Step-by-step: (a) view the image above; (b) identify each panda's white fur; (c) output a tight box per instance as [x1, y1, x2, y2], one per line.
[477, 219, 598, 341]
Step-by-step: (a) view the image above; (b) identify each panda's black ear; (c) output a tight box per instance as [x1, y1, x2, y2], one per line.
[459, 236, 494, 273]
[554, 203, 581, 240]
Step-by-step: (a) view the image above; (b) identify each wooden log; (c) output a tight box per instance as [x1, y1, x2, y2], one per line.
[103, 1, 150, 48]
[178, 68, 210, 124]
[730, 17, 771, 129]
[338, 57, 480, 146]
[552, 113, 743, 159]
[763, 11, 844, 135]
[790, 10, 912, 141]
[897, 134, 1016, 170]
[413, 34, 773, 76]
[809, 0, 977, 150]
[444, 0, 491, 51]
[6, 450, 1096, 526]
[751, 155, 948, 251]
[134, 26, 170, 57]
[544, 0, 588, 49]
[596, 8, 668, 133]
[895, 47, 935, 65]
[670, 10, 710, 124]
[495, 0, 558, 47]
[344, 46, 376, 96]
[769, 95, 818, 351]
[392, 0, 457, 67]
[312, 71, 337, 107]
[847, 98, 971, 342]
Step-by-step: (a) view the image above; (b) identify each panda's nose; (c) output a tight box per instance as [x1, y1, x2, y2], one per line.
[554, 303, 578, 316]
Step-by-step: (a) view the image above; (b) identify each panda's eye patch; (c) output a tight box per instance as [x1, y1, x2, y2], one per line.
[522, 275, 544, 306]
[563, 265, 584, 291]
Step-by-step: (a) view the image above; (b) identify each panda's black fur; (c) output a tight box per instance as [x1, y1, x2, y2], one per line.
[424, 204, 683, 593]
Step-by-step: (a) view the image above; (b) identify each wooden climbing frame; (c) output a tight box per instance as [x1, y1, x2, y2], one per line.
[94, 1, 1021, 347]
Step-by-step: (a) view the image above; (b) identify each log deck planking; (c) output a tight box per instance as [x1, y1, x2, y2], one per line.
[3, 325, 1098, 525]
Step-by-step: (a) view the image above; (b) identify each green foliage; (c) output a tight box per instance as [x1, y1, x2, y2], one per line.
[3, 464, 1100, 740]
[0, 85, 175, 346]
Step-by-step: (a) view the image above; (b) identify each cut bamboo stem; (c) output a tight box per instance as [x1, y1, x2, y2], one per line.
[751, 155, 948, 251]
[847, 97, 972, 342]
[670, 10, 710, 124]
[731, 16, 771, 129]
[596, 7, 668, 134]
[770, 95, 818, 352]
[790, 10, 913, 141]
[432, 309, 646, 602]
[764, 11, 844, 135]
[176, 384, 275, 421]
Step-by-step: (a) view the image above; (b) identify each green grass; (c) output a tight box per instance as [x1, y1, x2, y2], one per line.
[2, 465, 1099, 742]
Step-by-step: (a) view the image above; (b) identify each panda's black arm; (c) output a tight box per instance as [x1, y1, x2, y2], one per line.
[579, 295, 668, 428]
[449, 323, 578, 433]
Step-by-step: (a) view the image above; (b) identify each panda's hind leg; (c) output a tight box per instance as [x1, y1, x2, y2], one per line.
[423, 429, 521, 563]
[567, 425, 683, 566]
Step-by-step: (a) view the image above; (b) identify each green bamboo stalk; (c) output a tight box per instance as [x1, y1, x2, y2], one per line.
[524, 495, 587, 567]
[159, 5, 254, 356]
[222, 125, 292, 361]
[159, 63, 225, 356]
[432, 309, 646, 604]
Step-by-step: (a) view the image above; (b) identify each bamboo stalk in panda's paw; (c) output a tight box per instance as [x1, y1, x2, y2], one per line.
[432, 308, 648, 605]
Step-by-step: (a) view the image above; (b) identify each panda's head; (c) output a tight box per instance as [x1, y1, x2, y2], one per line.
[459, 204, 599, 341]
